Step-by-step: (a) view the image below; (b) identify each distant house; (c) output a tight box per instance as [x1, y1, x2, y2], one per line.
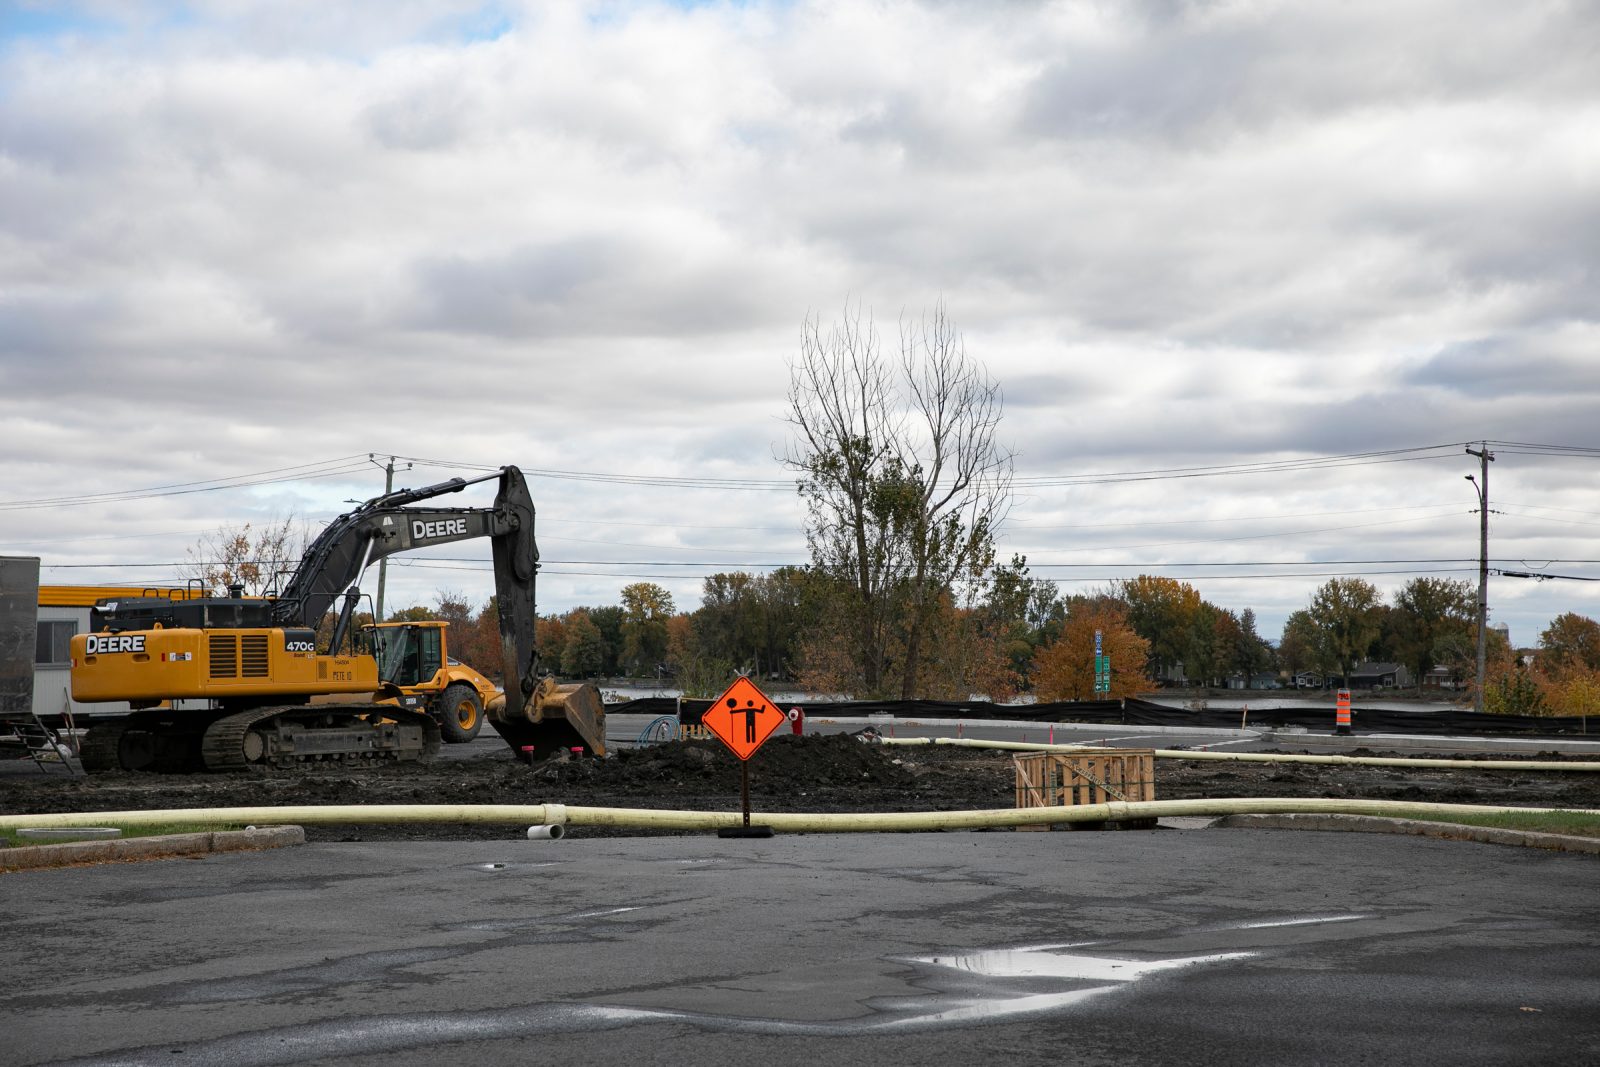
[1153, 663, 1188, 687]
[1347, 662, 1410, 690]
[1293, 670, 1324, 689]
[1422, 665, 1459, 690]
[1226, 673, 1282, 690]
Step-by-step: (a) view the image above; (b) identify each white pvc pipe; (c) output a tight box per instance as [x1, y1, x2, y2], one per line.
[881, 736, 1600, 773]
[1, 797, 1594, 835]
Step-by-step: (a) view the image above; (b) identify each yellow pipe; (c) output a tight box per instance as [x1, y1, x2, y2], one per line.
[0, 797, 1594, 835]
[881, 736, 1600, 773]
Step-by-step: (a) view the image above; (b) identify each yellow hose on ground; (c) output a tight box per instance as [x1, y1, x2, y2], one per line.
[0, 797, 1595, 834]
[880, 735, 1600, 772]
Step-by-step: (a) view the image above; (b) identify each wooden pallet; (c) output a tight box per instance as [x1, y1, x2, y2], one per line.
[1013, 749, 1155, 828]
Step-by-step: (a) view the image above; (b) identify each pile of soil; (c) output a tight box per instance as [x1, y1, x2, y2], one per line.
[4, 735, 1599, 842]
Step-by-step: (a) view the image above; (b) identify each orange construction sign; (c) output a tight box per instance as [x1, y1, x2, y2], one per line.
[702, 677, 787, 761]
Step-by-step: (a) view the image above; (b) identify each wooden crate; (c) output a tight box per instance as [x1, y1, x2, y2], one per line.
[1013, 749, 1156, 811]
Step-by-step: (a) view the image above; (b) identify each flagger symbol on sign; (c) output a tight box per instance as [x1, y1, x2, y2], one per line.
[731, 698, 762, 743]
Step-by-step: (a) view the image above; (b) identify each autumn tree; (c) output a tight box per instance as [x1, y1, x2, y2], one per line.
[585, 605, 625, 676]
[906, 597, 1020, 701]
[687, 568, 811, 681]
[1538, 613, 1600, 673]
[1307, 578, 1381, 685]
[1233, 608, 1271, 685]
[1033, 602, 1152, 701]
[784, 301, 1012, 699]
[619, 582, 675, 676]
[461, 596, 503, 675]
[431, 592, 478, 670]
[184, 514, 307, 596]
[667, 613, 738, 697]
[1280, 607, 1318, 675]
[1204, 608, 1246, 689]
[559, 610, 604, 678]
[1541, 667, 1600, 719]
[536, 614, 568, 676]
[1278, 610, 1325, 679]
[1485, 662, 1547, 715]
[977, 556, 1066, 685]
[1116, 575, 1203, 680]
[1391, 577, 1474, 692]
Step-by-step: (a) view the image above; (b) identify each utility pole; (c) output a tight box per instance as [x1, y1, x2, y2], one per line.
[371, 454, 405, 622]
[1465, 442, 1495, 713]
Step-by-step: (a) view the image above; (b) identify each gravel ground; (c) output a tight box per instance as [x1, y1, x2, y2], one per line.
[4, 733, 1599, 842]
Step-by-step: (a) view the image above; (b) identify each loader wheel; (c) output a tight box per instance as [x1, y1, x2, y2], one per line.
[437, 683, 483, 743]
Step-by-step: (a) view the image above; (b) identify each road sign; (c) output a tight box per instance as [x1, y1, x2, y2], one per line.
[702, 677, 788, 761]
[1093, 629, 1110, 693]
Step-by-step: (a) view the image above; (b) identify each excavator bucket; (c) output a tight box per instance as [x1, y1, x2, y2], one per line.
[487, 677, 608, 760]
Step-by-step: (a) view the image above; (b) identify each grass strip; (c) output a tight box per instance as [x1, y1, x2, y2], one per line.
[1407, 810, 1600, 839]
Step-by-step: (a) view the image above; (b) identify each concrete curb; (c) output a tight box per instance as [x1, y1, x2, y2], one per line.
[1, 826, 305, 873]
[1215, 813, 1600, 855]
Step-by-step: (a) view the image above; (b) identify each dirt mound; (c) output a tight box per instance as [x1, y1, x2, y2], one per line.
[530, 733, 916, 794]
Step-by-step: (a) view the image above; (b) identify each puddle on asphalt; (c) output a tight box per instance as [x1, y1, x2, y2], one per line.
[70, 916, 1377, 1063]
[1235, 914, 1368, 929]
[906, 946, 1256, 983]
[450, 906, 643, 932]
[77, 935, 1260, 1065]
[470, 861, 558, 872]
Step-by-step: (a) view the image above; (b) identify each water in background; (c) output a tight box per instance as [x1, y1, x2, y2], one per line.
[598, 682, 1463, 714]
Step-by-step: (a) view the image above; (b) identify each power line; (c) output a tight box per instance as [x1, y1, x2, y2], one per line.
[1011, 502, 1464, 530]
[12, 438, 1600, 514]
[0, 457, 374, 511]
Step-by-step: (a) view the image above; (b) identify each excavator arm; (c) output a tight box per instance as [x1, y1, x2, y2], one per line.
[272, 465, 603, 758]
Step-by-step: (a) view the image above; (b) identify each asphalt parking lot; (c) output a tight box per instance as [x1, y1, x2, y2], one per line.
[4, 826, 1598, 1066]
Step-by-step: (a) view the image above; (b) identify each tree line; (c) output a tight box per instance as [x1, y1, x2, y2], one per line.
[409, 570, 1600, 717]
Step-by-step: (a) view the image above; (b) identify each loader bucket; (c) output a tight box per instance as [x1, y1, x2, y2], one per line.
[486, 677, 607, 760]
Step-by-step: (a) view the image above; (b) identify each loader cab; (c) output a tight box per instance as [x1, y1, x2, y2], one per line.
[368, 621, 447, 688]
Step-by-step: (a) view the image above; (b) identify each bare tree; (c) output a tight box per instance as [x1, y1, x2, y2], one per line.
[784, 301, 1012, 699]
[183, 515, 308, 596]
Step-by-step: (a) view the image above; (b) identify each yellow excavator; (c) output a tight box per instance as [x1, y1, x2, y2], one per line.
[70, 466, 605, 772]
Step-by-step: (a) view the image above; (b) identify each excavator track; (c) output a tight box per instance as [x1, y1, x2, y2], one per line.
[77, 720, 128, 774]
[80, 710, 209, 773]
[201, 705, 441, 772]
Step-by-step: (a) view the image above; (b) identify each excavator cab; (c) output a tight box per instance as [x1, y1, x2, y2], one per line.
[371, 623, 443, 687]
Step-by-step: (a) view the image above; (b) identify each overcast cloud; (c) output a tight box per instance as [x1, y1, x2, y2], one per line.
[2, 0, 1598, 649]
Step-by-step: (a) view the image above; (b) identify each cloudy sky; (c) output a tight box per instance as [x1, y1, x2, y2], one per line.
[2, 0, 1598, 649]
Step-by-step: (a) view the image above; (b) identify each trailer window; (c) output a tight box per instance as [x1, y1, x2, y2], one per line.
[36, 620, 77, 667]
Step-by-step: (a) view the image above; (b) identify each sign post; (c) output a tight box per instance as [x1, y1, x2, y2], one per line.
[701, 676, 788, 838]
